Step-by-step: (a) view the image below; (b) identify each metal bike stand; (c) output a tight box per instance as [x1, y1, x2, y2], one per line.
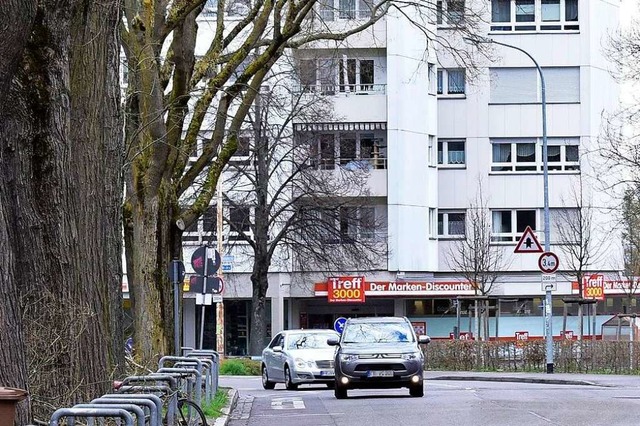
[73, 404, 144, 426]
[117, 385, 178, 426]
[159, 356, 206, 402]
[155, 367, 202, 406]
[99, 393, 162, 426]
[176, 360, 213, 402]
[49, 407, 134, 426]
[91, 397, 160, 426]
[186, 350, 220, 394]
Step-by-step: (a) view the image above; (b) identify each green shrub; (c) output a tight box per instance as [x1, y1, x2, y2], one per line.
[220, 358, 261, 375]
[220, 359, 247, 375]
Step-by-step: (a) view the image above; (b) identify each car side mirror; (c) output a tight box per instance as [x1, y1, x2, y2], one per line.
[273, 345, 283, 353]
[418, 335, 431, 345]
[327, 336, 340, 346]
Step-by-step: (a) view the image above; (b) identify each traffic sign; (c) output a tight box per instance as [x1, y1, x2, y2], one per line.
[583, 274, 605, 300]
[538, 252, 559, 273]
[541, 274, 557, 291]
[334, 317, 347, 334]
[189, 275, 224, 294]
[191, 246, 221, 275]
[168, 260, 186, 283]
[514, 226, 543, 253]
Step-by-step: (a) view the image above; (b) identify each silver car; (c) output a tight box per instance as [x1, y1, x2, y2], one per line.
[261, 329, 339, 390]
[329, 316, 430, 398]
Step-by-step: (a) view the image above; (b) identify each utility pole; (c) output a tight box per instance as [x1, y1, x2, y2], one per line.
[216, 176, 225, 357]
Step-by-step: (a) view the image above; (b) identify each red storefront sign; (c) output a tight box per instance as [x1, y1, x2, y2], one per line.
[583, 274, 605, 300]
[327, 276, 366, 303]
[515, 331, 529, 341]
[315, 280, 476, 297]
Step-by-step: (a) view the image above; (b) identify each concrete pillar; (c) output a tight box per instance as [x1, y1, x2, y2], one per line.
[394, 298, 406, 316]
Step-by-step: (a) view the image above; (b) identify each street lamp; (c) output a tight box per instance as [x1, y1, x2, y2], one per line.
[465, 36, 553, 373]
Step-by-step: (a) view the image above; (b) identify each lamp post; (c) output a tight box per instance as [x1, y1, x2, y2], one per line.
[466, 36, 553, 373]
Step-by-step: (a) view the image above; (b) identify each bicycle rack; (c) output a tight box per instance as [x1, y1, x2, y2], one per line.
[175, 360, 213, 402]
[185, 350, 220, 394]
[73, 404, 145, 426]
[155, 367, 202, 406]
[91, 397, 161, 426]
[158, 356, 206, 402]
[120, 375, 179, 426]
[49, 407, 134, 426]
[99, 393, 162, 426]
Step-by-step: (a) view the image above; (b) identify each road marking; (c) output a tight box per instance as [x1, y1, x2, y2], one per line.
[271, 397, 305, 410]
[528, 411, 554, 423]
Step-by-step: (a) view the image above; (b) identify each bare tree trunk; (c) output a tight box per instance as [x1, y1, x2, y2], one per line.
[578, 304, 584, 341]
[474, 300, 480, 341]
[0, 0, 123, 421]
[249, 260, 270, 356]
[562, 303, 567, 337]
[124, 193, 178, 363]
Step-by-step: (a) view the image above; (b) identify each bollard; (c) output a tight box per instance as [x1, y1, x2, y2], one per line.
[0, 387, 28, 426]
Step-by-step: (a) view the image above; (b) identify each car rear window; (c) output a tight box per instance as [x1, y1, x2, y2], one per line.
[342, 322, 415, 344]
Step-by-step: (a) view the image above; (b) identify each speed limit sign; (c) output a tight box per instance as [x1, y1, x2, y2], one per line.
[538, 252, 559, 273]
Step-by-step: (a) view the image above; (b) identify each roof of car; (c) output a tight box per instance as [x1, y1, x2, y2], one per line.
[346, 316, 408, 324]
[281, 329, 338, 334]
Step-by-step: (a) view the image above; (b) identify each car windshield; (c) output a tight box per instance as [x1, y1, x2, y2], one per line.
[286, 333, 336, 350]
[342, 322, 414, 344]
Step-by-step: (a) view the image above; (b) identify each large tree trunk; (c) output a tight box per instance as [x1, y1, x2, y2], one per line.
[0, 0, 123, 421]
[249, 256, 270, 356]
[123, 190, 178, 363]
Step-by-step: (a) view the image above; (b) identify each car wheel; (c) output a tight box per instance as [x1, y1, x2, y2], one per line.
[262, 365, 276, 390]
[409, 383, 424, 397]
[334, 384, 347, 399]
[326, 382, 335, 389]
[284, 366, 298, 390]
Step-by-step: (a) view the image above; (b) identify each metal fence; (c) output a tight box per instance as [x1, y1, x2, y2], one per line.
[424, 340, 640, 374]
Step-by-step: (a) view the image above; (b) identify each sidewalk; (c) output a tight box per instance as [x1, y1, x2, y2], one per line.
[426, 370, 640, 388]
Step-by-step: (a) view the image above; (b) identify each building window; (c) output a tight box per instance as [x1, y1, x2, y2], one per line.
[437, 0, 465, 26]
[306, 131, 387, 170]
[318, 0, 373, 21]
[428, 63, 437, 95]
[438, 139, 466, 166]
[438, 211, 466, 237]
[492, 209, 537, 241]
[226, 0, 251, 16]
[321, 206, 382, 244]
[298, 56, 382, 94]
[229, 206, 251, 234]
[429, 208, 437, 237]
[182, 205, 217, 244]
[437, 69, 465, 96]
[491, 0, 578, 32]
[428, 135, 436, 166]
[491, 138, 579, 172]
[490, 67, 580, 104]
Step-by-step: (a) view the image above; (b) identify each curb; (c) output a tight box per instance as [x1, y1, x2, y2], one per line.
[428, 375, 607, 387]
[213, 388, 238, 426]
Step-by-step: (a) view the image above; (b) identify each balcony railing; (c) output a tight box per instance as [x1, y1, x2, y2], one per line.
[295, 83, 386, 96]
[312, 157, 387, 170]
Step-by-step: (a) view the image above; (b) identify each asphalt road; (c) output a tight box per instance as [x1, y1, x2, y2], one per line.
[220, 373, 640, 426]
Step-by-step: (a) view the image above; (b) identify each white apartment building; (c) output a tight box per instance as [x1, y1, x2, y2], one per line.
[175, 0, 628, 355]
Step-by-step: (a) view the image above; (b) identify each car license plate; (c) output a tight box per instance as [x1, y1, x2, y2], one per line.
[319, 370, 333, 376]
[367, 370, 394, 378]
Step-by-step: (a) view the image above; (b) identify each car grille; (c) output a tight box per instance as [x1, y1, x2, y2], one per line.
[357, 353, 402, 359]
[354, 363, 406, 372]
[316, 360, 334, 369]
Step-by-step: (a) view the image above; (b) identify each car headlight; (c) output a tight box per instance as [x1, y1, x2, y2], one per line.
[295, 358, 315, 369]
[340, 353, 359, 362]
[401, 352, 422, 360]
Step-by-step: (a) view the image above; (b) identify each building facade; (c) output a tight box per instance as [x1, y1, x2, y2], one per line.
[172, 0, 629, 355]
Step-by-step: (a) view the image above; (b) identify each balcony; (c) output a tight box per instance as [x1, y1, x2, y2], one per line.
[295, 84, 387, 123]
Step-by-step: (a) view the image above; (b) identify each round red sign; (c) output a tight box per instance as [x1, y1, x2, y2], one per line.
[538, 252, 559, 273]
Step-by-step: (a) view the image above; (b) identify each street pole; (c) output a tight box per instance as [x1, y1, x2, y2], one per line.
[173, 260, 180, 356]
[467, 37, 553, 373]
[216, 175, 225, 357]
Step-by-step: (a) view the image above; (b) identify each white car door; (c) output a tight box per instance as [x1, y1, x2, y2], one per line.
[271, 334, 286, 381]
[265, 333, 285, 381]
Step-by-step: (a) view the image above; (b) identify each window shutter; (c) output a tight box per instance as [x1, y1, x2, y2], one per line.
[490, 68, 537, 103]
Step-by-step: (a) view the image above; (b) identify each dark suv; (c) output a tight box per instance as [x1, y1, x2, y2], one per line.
[328, 316, 430, 399]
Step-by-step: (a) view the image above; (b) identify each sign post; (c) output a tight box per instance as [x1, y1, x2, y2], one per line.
[191, 245, 222, 350]
[169, 259, 186, 356]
